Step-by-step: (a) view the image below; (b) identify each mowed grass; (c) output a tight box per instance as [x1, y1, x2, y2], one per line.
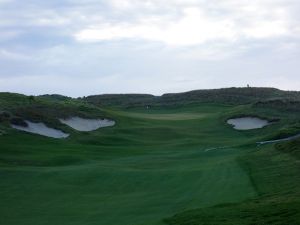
[0, 103, 299, 225]
[0, 145, 257, 225]
[164, 144, 300, 225]
[117, 112, 207, 120]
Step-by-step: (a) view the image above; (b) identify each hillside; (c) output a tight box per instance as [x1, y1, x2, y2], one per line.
[83, 87, 300, 108]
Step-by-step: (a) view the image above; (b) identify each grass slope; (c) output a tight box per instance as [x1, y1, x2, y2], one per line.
[164, 142, 300, 225]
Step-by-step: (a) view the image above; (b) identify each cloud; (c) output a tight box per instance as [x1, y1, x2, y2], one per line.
[74, 0, 296, 46]
[75, 7, 236, 46]
[0, 0, 12, 4]
[0, 48, 31, 60]
[243, 21, 288, 39]
[0, 0, 300, 95]
[0, 30, 22, 41]
[1, 0, 298, 47]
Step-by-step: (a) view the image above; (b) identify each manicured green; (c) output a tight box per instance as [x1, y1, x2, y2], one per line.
[0, 91, 299, 225]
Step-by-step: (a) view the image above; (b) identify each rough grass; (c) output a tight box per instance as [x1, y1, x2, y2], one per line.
[84, 87, 300, 108]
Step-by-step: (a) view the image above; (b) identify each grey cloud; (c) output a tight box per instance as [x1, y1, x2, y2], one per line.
[0, 0, 299, 95]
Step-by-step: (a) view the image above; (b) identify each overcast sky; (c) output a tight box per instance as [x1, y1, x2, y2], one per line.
[0, 0, 299, 97]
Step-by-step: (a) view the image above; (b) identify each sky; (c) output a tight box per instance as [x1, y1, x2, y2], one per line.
[0, 0, 299, 97]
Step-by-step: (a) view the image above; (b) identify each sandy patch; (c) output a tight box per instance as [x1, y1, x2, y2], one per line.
[227, 117, 270, 130]
[59, 117, 115, 131]
[11, 120, 69, 138]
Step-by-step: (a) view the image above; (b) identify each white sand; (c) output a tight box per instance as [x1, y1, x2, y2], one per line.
[227, 117, 270, 130]
[59, 117, 115, 131]
[11, 120, 69, 138]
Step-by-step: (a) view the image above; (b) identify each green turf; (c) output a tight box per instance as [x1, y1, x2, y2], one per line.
[164, 144, 300, 225]
[0, 93, 299, 225]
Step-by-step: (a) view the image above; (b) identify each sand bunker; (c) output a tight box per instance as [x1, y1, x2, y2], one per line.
[59, 117, 115, 131]
[227, 117, 270, 130]
[11, 121, 69, 138]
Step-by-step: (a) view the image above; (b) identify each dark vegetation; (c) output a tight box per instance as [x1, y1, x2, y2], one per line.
[276, 136, 300, 159]
[83, 87, 300, 108]
[254, 99, 300, 112]
[9, 117, 28, 127]
[81, 93, 156, 107]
